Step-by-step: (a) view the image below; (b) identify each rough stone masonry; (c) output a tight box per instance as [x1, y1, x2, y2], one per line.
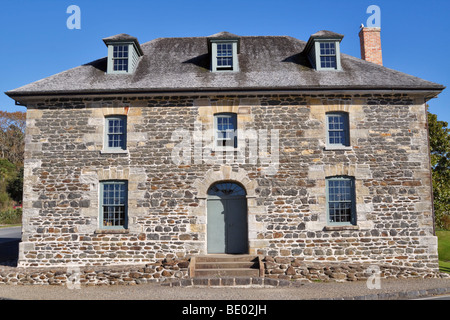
[16, 92, 440, 281]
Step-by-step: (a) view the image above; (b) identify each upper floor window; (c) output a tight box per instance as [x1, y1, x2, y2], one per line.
[102, 34, 144, 74]
[207, 32, 240, 73]
[105, 116, 127, 151]
[211, 41, 239, 72]
[326, 176, 356, 226]
[113, 45, 129, 72]
[326, 112, 350, 148]
[100, 180, 128, 229]
[319, 42, 337, 69]
[303, 30, 343, 71]
[216, 43, 234, 70]
[214, 113, 237, 148]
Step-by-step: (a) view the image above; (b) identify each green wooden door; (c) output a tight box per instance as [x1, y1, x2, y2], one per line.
[207, 182, 248, 254]
[225, 197, 248, 254]
[207, 198, 226, 254]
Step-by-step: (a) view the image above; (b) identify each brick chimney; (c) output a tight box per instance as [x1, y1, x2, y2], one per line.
[359, 27, 383, 66]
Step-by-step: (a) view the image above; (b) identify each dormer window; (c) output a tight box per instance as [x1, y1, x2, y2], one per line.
[113, 45, 129, 72]
[319, 42, 337, 69]
[207, 32, 240, 72]
[216, 43, 234, 70]
[103, 34, 144, 74]
[304, 30, 344, 71]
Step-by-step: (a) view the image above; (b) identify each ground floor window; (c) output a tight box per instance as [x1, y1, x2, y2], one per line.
[100, 180, 128, 229]
[326, 176, 356, 225]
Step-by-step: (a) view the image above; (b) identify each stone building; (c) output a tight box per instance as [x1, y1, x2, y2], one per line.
[5, 27, 445, 279]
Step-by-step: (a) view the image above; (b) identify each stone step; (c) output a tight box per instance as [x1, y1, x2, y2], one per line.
[194, 268, 260, 278]
[196, 261, 258, 269]
[195, 255, 258, 263]
[191, 255, 263, 278]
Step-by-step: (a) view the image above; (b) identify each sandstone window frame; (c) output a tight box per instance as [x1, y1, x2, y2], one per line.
[99, 180, 129, 230]
[326, 176, 357, 227]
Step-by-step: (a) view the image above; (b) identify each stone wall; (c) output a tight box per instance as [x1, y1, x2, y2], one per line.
[0, 258, 189, 285]
[263, 257, 447, 282]
[0, 260, 447, 286]
[19, 93, 438, 271]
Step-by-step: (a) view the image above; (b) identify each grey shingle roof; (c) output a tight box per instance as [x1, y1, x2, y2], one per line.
[6, 32, 445, 99]
[309, 30, 344, 40]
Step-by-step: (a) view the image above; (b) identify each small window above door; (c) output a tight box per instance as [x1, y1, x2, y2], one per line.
[208, 182, 246, 197]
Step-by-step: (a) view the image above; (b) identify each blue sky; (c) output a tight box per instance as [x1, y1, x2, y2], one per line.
[1, 0, 449, 124]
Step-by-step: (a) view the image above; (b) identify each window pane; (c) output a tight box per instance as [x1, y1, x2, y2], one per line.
[215, 114, 237, 148]
[328, 178, 354, 224]
[102, 182, 127, 227]
[113, 57, 129, 72]
[217, 57, 232, 67]
[113, 45, 129, 58]
[319, 42, 337, 69]
[321, 56, 336, 69]
[107, 117, 126, 149]
[216, 43, 233, 68]
[327, 113, 348, 146]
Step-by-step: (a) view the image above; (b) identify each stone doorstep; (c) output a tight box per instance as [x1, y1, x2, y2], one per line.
[161, 276, 303, 288]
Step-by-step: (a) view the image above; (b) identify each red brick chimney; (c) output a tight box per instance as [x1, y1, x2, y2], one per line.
[359, 27, 383, 66]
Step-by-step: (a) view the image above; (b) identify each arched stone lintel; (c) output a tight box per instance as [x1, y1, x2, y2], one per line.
[193, 166, 258, 199]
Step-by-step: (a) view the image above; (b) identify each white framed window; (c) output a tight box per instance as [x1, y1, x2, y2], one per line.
[104, 40, 142, 74]
[314, 41, 342, 71]
[112, 45, 129, 72]
[216, 43, 233, 70]
[326, 176, 356, 226]
[100, 180, 128, 230]
[211, 41, 239, 72]
[326, 112, 350, 148]
[319, 42, 337, 69]
[214, 113, 238, 149]
[304, 31, 344, 71]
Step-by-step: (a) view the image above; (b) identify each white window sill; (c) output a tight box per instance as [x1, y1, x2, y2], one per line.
[212, 146, 240, 153]
[94, 229, 129, 234]
[323, 225, 359, 231]
[212, 69, 238, 73]
[323, 146, 352, 151]
[100, 149, 129, 155]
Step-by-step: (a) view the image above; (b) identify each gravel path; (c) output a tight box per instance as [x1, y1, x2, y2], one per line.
[0, 278, 449, 300]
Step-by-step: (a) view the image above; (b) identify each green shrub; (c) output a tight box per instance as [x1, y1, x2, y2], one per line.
[0, 192, 13, 211]
[442, 215, 450, 231]
[0, 208, 22, 225]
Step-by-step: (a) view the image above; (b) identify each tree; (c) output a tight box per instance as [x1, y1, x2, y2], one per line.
[428, 111, 450, 230]
[7, 166, 23, 203]
[0, 111, 26, 209]
[0, 158, 17, 210]
[0, 111, 26, 167]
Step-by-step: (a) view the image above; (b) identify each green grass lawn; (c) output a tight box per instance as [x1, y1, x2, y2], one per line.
[437, 230, 450, 273]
